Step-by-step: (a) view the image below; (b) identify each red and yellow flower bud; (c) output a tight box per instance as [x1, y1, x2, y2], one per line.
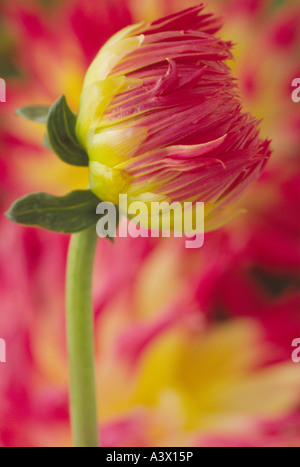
[76, 5, 271, 228]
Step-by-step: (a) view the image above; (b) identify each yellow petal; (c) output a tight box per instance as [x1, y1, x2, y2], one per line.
[88, 126, 148, 167]
[89, 161, 131, 204]
[76, 76, 126, 146]
[83, 34, 144, 86]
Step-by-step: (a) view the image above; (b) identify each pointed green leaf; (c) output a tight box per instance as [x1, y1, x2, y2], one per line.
[47, 95, 89, 167]
[6, 190, 101, 233]
[16, 105, 50, 124]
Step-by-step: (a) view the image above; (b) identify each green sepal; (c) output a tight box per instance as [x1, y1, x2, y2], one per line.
[6, 190, 101, 233]
[16, 105, 50, 124]
[47, 95, 89, 167]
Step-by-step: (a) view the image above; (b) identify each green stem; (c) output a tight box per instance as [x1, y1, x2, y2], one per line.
[66, 226, 99, 447]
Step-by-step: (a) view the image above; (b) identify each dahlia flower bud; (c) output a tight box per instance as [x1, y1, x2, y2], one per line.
[76, 5, 270, 228]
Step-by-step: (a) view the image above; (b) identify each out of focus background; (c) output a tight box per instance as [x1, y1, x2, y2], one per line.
[0, 0, 299, 447]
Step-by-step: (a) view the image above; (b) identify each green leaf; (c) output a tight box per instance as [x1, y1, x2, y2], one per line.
[16, 105, 50, 124]
[6, 190, 101, 233]
[47, 95, 89, 167]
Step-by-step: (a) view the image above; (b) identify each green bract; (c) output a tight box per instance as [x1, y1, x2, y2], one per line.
[7, 95, 116, 237]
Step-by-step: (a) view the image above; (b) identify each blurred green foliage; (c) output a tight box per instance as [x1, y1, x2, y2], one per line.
[272, 0, 296, 8]
[0, 19, 21, 78]
[38, 0, 62, 6]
